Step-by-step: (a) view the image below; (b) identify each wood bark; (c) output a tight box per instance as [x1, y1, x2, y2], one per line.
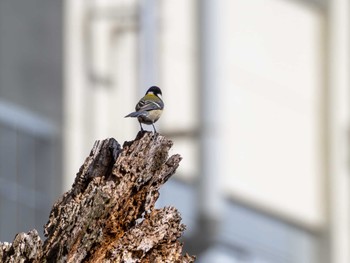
[0, 132, 195, 262]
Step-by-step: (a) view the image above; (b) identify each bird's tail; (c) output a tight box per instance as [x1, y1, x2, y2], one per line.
[125, 111, 142, 118]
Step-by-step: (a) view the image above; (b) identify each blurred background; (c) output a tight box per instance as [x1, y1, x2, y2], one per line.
[0, 0, 349, 262]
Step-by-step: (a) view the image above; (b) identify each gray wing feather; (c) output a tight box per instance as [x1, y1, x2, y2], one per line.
[125, 111, 143, 118]
[136, 100, 163, 112]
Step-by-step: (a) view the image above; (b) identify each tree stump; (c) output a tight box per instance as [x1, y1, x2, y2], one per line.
[0, 132, 195, 262]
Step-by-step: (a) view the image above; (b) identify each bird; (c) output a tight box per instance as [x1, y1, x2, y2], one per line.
[125, 86, 164, 133]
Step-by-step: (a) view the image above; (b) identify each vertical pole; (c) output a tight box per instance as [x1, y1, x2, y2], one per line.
[63, 0, 88, 191]
[198, 0, 223, 235]
[328, 0, 350, 262]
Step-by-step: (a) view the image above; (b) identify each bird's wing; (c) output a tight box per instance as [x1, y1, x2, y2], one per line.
[136, 98, 164, 112]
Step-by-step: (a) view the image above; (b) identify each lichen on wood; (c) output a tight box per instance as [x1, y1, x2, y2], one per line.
[0, 132, 195, 262]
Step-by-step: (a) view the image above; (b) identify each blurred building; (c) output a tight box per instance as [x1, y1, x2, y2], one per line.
[0, 0, 63, 241]
[1, 0, 350, 262]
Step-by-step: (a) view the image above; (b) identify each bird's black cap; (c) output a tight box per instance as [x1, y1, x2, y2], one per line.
[146, 86, 162, 96]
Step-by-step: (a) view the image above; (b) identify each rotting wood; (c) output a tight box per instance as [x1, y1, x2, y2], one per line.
[0, 132, 195, 262]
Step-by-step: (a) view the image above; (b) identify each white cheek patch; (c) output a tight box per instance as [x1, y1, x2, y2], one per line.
[157, 94, 162, 100]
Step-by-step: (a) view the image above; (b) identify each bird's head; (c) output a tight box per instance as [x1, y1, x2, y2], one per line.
[146, 86, 162, 99]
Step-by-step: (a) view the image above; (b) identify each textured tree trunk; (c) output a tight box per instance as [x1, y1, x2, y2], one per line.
[0, 132, 195, 262]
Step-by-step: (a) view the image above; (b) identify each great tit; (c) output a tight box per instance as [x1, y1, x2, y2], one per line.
[125, 86, 164, 133]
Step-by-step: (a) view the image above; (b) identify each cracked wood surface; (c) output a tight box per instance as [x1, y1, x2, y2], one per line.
[0, 132, 195, 262]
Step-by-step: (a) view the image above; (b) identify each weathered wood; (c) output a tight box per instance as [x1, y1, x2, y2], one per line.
[0, 230, 43, 263]
[0, 132, 195, 262]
